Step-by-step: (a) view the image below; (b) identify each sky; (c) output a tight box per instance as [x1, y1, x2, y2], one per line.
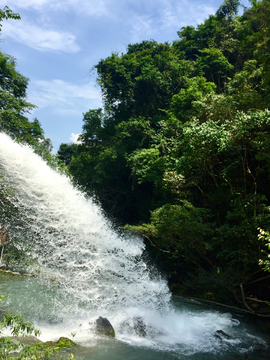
[0, 0, 251, 152]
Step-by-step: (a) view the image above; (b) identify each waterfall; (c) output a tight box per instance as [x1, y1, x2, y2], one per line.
[0, 133, 266, 357]
[0, 132, 169, 308]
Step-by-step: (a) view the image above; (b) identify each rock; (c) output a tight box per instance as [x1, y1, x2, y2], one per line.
[214, 330, 232, 340]
[42, 337, 77, 350]
[133, 317, 147, 337]
[95, 316, 115, 337]
[120, 316, 147, 337]
[11, 335, 42, 345]
[56, 337, 77, 348]
[42, 340, 57, 348]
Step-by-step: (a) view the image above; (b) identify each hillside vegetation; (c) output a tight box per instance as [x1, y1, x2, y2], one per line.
[58, 0, 270, 307]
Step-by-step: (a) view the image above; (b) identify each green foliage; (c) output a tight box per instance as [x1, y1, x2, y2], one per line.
[0, 312, 40, 337]
[0, 6, 20, 32]
[57, 143, 78, 166]
[0, 53, 36, 136]
[216, 0, 240, 19]
[258, 228, 270, 272]
[0, 53, 52, 157]
[195, 47, 234, 90]
[95, 41, 193, 119]
[60, 0, 270, 301]
[0, 311, 41, 359]
[0, 294, 7, 301]
[0, 9, 54, 165]
[127, 147, 165, 185]
[169, 76, 216, 122]
[243, 0, 270, 90]
[134, 202, 209, 251]
[0, 307, 76, 359]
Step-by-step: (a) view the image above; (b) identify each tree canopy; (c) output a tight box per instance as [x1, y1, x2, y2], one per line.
[0, 7, 53, 160]
[58, 0, 270, 307]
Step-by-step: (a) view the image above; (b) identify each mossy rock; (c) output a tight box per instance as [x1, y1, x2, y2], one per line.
[42, 340, 57, 348]
[42, 337, 77, 350]
[56, 337, 77, 348]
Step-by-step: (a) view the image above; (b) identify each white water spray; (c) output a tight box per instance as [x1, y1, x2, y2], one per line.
[0, 133, 266, 356]
[0, 133, 169, 309]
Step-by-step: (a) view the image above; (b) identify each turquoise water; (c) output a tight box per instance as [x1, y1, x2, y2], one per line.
[0, 273, 268, 360]
[0, 133, 269, 359]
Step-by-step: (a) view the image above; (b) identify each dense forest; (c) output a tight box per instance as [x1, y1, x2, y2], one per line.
[1, 1, 270, 312]
[57, 0, 270, 309]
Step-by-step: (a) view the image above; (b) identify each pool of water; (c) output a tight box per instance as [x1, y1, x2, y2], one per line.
[0, 272, 268, 360]
[0, 134, 269, 360]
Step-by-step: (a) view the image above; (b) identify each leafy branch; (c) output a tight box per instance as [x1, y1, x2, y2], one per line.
[258, 228, 270, 272]
[0, 298, 75, 359]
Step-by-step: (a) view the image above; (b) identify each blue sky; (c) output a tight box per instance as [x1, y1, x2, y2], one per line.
[0, 0, 251, 152]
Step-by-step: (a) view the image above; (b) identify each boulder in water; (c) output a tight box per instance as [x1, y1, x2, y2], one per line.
[214, 330, 232, 340]
[95, 316, 115, 337]
[133, 317, 147, 337]
[120, 316, 147, 337]
[42, 337, 77, 349]
[56, 337, 77, 348]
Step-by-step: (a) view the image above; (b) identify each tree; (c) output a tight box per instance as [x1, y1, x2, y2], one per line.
[0, 6, 20, 32]
[95, 41, 193, 120]
[57, 143, 78, 166]
[174, 26, 202, 60]
[216, 0, 240, 20]
[195, 48, 234, 91]
[0, 8, 53, 161]
[62, 0, 270, 304]
[0, 52, 35, 133]
[258, 228, 270, 272]
[125, 201, 212, 268]
[169, 76, 216, 122]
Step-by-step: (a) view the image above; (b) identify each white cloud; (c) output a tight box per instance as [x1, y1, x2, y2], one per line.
[0, 0, 216, 52]
[127, 13, 154, 43]
[53, 0, 110, 16]
[70, 133, 82, 144]
[0, 0, 48, 8]
[115, 0, 216, 44]
[2, 20, 80, 53]
[0, 0, 110, 16]
[1, 0, 215, 22]
[28, 79, 102, 114]
[159, 3, 215, 30]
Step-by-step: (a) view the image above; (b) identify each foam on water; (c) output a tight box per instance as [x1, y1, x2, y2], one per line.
[0, 133, 267, 357]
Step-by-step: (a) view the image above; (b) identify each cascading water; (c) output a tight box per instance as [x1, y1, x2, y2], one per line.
[0, 132, 268, 359]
